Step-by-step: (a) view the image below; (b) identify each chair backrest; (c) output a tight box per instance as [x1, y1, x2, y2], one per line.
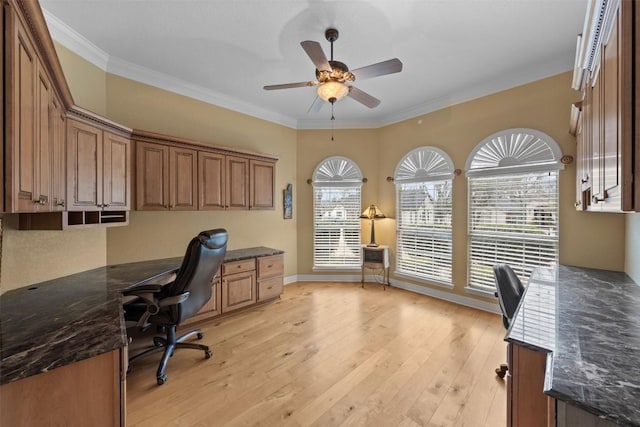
[166, 229, 228, 324]
[493, 263, 525, 329]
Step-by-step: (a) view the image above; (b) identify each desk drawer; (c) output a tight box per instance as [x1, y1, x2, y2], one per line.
[258, 276, 283, 301]
[257, 255, 284, 279]
[222, 259, 255, 275]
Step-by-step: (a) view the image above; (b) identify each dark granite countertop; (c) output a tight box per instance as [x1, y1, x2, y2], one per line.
[0, 247, 283, 386]
[506, 265, 640, 426]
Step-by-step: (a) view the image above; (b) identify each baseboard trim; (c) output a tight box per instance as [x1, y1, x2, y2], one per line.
[287, 274, 500, 314]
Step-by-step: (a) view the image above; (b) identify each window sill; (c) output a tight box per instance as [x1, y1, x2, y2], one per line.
[393, 271, 453, 289]
[464, 286, 496, 299]
[312, 266, 361, 272]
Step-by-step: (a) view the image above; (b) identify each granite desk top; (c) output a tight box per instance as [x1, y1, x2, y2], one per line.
[0, 246, 283, 386]
[506, 265, 640, 426]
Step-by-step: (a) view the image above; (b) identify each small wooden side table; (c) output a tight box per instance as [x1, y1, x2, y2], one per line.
[361, 245, 390, 289]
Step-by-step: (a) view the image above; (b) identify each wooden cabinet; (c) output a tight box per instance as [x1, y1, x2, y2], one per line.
[133, 130, 277, 212]
[257, 254, 284, 301]
[573, 0, 636, 212]
[67, 118, 131, 212]
[250, 159, 276, 210]
[221, 259, 257, 313]
[136, 141, 169, 210]
[507, 342, 555, 427]
[4, 6, 65, 213]
[226, 156, 249, 210]
[51, 97, 66, 211]
[0, 349, 126, 427]
[135, 142, 197, 210]
[182, 270, 223, 325]
[199, 151, 225, 210]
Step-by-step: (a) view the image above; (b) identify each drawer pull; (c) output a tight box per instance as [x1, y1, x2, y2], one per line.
[267, 264, 273, 268]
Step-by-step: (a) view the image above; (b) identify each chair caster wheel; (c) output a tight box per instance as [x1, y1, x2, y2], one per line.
[205, 350, 212, 359]
[197, 332, 204, 340]
[157, 375, 167, 385]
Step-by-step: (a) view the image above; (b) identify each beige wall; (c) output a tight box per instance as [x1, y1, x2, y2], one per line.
[54, 43, 107, 116]
[295, 72, 626, 301]
[626, 214, 640, 283]
[0, 44, 109, 294]
[104, 75, 298, 277]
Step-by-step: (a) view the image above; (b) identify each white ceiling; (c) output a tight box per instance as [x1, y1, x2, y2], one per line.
[40, 0, 588, 129]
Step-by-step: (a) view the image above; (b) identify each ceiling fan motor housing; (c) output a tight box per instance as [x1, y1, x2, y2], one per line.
[315, 60, 355, 83]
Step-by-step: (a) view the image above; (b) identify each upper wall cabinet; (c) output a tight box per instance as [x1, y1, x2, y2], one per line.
[67, 115, 131, 213]
[3, 0, 73, 214]
[572, 0, 637, 212]
[133, 130, 277, 212]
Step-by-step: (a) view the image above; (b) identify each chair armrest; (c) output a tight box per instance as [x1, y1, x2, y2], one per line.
[123, 284, 164, 295]
[158, 291, 190, 307]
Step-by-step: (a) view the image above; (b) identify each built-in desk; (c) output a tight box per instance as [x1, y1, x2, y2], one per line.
[0, 246, 283, 426]
[506, 265, 640, 426]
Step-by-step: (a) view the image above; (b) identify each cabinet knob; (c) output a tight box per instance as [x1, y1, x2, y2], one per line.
[56, 199, 65, 207]
[580, 177, 589, 184]
[103, 204, 110, 208]
[592, 195, 605, 204]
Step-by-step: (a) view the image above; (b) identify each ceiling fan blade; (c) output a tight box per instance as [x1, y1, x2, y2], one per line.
[307, 96, 324, 113]
[351, 58, 403, 80]
[263, 81, 316, 90]
[348, 86, 381, 108]
[300, 41, 332, 72]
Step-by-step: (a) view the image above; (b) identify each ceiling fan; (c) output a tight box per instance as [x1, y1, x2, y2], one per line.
[263, 28, 403, 112]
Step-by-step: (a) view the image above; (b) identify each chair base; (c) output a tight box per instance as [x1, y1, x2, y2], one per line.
[128, 325, 211, 385]
[495, 363, 508, 379]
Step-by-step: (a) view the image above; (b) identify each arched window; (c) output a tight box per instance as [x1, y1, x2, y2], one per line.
[394, 147, 455, 284]
[312, 156, 363, 269]
[466, 129, 563, 293]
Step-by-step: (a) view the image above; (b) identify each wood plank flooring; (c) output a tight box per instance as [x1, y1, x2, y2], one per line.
[126, 282, 507, 427]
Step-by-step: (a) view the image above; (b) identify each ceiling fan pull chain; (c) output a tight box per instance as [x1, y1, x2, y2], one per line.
[331, 102, 335, 141]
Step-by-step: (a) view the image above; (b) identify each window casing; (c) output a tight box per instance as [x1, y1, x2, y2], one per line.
[466, 129, 563, 293]
[312, 157, 363, 269]
[395, 147, 454, 284]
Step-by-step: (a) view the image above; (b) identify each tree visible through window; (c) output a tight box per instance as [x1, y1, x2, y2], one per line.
[466, 129, 563, 293]
[395, 147, 454, 284]
[312, 156, 363, 269]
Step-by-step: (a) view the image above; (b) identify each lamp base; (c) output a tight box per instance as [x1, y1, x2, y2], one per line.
[366, 243, 379, 247]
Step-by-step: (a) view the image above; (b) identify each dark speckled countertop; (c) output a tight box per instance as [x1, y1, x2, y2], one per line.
[506, 265, 640, 426]
[0, 247, 283, 386]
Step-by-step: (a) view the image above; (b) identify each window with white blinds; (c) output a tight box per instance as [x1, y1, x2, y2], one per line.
[466, 129, 563, 293]
[394, 147, 454, 284]
[312, 157, 363, 269]
[468, 173, 559, 291]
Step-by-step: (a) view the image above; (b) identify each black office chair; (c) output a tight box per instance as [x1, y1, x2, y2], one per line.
[123, 229, 228, 385]
[493, 263, 525, 379]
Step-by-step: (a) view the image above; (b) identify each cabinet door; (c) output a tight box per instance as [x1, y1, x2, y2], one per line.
[221, 270, 256, 313]
[249, 159, 275, 210]
[67, 119, 103, 210]
[590, 74, 603, 207]
[198, 151, 225, 210]
[51, 96, 66, 211]
[169, 147, 197, 210]
[103, 132, 130, 211]
[35, 63, 52, 211]
[226, 156, 249, 210]
[6, 12, 38, 212]
[508, 343, 551, 427]
[136, 141, 169, 210]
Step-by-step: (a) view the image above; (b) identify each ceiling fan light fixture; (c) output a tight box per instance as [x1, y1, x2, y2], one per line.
[317, 80, 349, 103]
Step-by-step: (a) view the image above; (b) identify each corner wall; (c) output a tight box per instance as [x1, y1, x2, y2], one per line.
[626, 213, 640, 283]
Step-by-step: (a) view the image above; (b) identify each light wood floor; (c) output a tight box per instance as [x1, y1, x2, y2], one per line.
[126, 282, 507, 427]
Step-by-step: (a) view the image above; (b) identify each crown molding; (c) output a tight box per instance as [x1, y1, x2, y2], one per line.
[42, 9, 109, 70]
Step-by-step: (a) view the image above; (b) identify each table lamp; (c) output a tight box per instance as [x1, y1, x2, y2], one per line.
[360, 204, 385, 247]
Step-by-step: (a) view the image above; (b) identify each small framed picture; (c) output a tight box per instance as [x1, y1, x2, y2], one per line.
[283, 183, 293, 219]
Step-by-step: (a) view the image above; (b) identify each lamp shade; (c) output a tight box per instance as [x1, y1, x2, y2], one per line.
[360, 204, 385, 219]
[317, 80, 349, 102]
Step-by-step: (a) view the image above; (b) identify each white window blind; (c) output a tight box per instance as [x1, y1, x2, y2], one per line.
[313, 187, 362, 268]
[396, 181, 452, 283]
[312, 157, 363, 269]
[394, 147, 455, 284]
[468, 172, 559, 292]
